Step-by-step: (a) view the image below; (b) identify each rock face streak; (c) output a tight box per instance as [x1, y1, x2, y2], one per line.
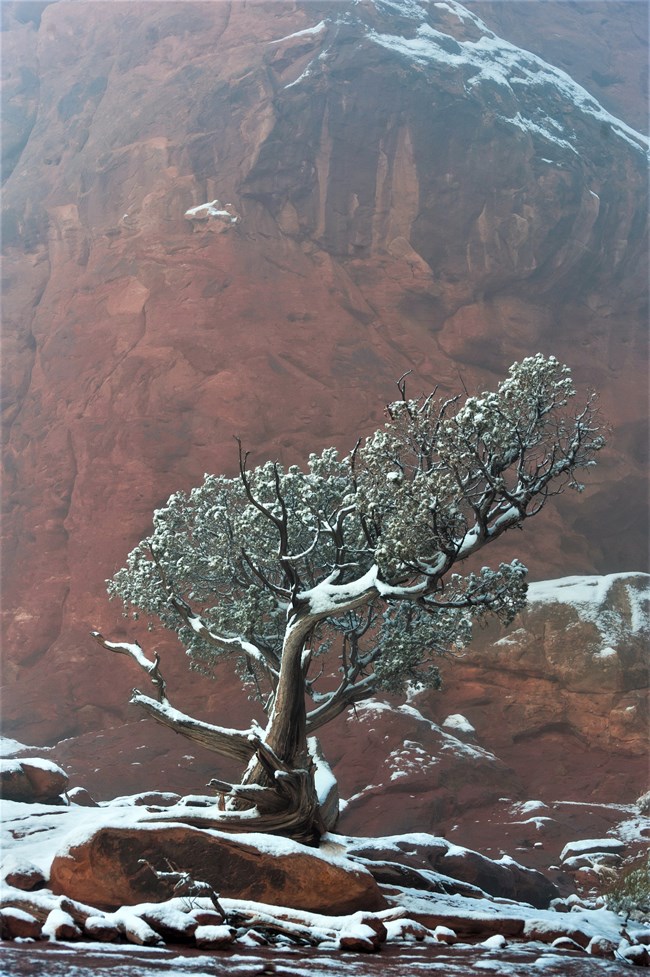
[1, 0, 648, 744]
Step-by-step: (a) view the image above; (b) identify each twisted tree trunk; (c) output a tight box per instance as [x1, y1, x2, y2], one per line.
[236, 614, 325, 844]
[92, 628, 333, 845]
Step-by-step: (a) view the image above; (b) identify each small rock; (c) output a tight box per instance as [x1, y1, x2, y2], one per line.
[191, 909, 225, 927]
[385, 918, 430, 942]
[349, 912, 387, 946]
[4, 864, 47, 891]
[67, 787, 98, 808]
[338, 926, 379, 953]
[619, 944, 650, 966]
[433, 924, 457, 944]
[550, 897, 570, 913]
[119, 916, 164, 946]
[0, 908, 43, 940]
[194, 924, 236, 948]
[138, 905, 197, 942]
[483, 934, 508, 949]
[587, 936, 618, 958]
[441, 714, 477, 741]
[42, 908, 81, 942]
[552, 936, 585, 952]
[523, 920, 590, 949]
[132, 792, 181, 807]
[83, 916, 122, 942]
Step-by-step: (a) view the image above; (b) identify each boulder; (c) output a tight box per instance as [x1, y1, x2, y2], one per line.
[3, 863, 47, 891]
[67, 786, 98, 807]
[348, 834, 557, 908]
[50, 824, 386, 914]
[0, 758, 68, 803]
[0, 908, 43, 940]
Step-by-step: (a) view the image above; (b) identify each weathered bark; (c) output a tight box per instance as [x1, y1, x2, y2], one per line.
[234, 614, 326, 843]
[129, 693, 257, 764]
[263, 617, 311, 764]
[94, 624, 333, 844]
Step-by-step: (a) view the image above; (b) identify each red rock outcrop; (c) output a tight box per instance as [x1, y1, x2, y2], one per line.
[346, 834, 558, 908]
[1, 0, 647, 752]
[49, 823, 386, 913]
[425, 573, 649, 798]
[323, 697, 520, 832]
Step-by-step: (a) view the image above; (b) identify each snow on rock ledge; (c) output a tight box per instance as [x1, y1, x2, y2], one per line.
[184, 199, 240, 225]
[527, 573, 649, 637]
[426, 572, 649, 769]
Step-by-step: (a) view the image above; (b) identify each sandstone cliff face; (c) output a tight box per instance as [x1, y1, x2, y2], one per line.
[1, 0, 647, 746]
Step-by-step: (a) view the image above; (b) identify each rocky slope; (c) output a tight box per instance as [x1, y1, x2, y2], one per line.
[331, 573, 649, 836]
[1, 0, 648, 749]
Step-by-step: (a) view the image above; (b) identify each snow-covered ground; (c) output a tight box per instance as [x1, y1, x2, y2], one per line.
[1, 785, 648, 974]
[0, 940, 643, 976]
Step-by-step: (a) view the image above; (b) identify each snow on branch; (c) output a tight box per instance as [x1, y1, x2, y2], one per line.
[91, 632, 168, 702]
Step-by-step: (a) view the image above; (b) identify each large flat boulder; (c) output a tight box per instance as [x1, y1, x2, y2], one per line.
[50, 824, 386, 914]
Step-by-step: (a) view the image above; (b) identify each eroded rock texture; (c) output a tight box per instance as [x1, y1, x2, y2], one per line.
[1, 1, 647, 746]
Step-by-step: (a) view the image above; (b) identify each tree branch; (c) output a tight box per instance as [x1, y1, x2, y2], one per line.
[91, 632, 168, 701]
[147, 545, 281, 683]
[92, 631, 257, 763]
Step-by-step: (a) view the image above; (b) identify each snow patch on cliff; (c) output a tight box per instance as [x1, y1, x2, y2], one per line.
[184, 200, 239, 224]
[527, 573, 650, 646]
[367, 5, 649, 155]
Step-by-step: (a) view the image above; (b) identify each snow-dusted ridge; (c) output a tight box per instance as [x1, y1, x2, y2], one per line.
[270, 20, 327, 44]
[273, 0, 648, 157]
[527, 572, 649, 635]
[368, 5, 648, 155]
[184, 200, 239, 224]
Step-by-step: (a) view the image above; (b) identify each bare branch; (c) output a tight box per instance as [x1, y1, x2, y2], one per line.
[91, 631, 168, 702]
[130, 692, 258, 763]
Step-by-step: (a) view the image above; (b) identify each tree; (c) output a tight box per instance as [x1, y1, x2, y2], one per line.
[94, 355, 604, 844]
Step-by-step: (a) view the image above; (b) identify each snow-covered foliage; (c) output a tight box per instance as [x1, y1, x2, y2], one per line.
[99, 357, 603, 836]
[109, 356, 602, 718]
